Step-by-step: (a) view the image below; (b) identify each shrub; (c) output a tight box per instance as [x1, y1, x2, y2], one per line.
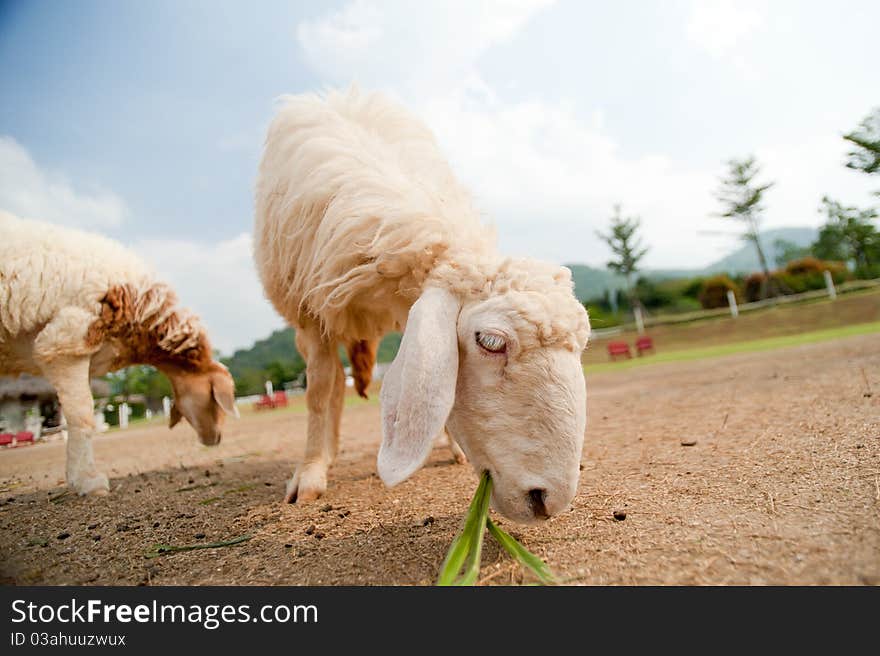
[681, 277, 704, 299]
[698, 275, 740, 309]
[634, 277, 675, 309]
[854, 262, 880, 279]
[784, 256, 826, 276]
[743, 272, 767, 302]
[784, 257, 849, 281]
[584, 303, 623, 328]
[746, 258, 852, 301]
[104, 401, 146, 426]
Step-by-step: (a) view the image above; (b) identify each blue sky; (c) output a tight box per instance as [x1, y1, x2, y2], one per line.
[1, 0, 877, 353]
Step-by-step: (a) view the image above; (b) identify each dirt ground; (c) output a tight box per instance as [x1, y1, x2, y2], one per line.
[1, 333, 878, 586]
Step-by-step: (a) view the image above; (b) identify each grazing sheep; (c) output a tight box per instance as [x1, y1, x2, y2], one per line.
[0, 211, 237, 495]
[255, 88, 590, 523]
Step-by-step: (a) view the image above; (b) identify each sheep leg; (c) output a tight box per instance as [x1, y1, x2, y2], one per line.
[449, 433, 468, 464]
[328, 354, 345, 462]
[40, 357, 109, 496]
[284, 328, 339, 503]
[438, 428, 468, 464]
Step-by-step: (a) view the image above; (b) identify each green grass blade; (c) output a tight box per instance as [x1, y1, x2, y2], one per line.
[487, 518, 557, 585]
[453, 473, 493, 585]
[437, 472, 493, 586]
[145, 534, 253, 558]
[437, 473, 558, 586]
[436, 530, 472, 586]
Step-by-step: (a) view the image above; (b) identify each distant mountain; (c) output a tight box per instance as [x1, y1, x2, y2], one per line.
[221, 326, 402, 395]
[563, 264, 626, 302]
[566, 227, 819, 298]
[701, 227, 817, 275]
[222, 328, 300, 382]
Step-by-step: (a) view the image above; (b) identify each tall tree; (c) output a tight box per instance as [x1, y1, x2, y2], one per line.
[596, 205, 648, 311]
[844, 107, 880, 193]
[813, 196, 879, 274]
[715, 156, 776, 298]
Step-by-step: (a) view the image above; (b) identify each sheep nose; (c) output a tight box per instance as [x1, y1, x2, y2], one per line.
[528, 489, 549, 520]
[200, 431, 222, 446]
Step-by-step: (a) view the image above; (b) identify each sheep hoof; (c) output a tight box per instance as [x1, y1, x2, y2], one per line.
[453, 451, 468, 465]
[71, 472, 110, 496]
[283, 465, 326, 504]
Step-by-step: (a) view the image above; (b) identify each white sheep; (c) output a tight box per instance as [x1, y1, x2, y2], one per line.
[0, 211, 237, 495]
[254, 88, 590, 523]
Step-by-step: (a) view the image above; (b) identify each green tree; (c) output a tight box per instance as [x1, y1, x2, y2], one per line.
[813, 197, 880, 275]
[773, 238, 810, 267]
[264, 359, 306, 389]
[596, 205, 648, 311]
[231, 369, 267, 397]
[106, 365, 172, 403]
[844, 107, 880, 193]
[715, 156, 776, 298]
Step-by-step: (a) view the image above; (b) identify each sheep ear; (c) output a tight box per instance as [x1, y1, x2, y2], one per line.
[212, 375, 240, 418]
[378, 287, 460, 487]
[169, 404, 182, 428]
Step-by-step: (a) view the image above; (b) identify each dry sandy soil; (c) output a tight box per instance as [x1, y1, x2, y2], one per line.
[1, 333, 878, 586]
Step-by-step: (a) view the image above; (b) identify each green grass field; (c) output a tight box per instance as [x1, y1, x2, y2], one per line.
[584, 320, 880, 375]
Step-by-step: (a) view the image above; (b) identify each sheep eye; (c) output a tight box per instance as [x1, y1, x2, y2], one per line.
[475, 331, 506, 354]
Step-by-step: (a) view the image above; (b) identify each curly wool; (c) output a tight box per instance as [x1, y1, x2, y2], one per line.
[0, 211, 206, 371]
[254, 88, 589, 351]
[427, 256, 589, 352]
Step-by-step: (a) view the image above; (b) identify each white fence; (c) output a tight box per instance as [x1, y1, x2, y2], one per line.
[589, 277, 880, 340]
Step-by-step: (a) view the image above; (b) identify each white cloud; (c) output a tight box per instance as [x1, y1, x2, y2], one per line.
[421, 93, 723, 267]
[132, 233, 285, 355]
[0, 136, 128, 229]
[686, 0, 767, 58]
[297, 0, 555, 96]
[758, 134, 878, 229]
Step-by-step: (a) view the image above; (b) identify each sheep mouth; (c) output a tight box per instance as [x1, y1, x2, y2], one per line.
[198, 432, 222, 446]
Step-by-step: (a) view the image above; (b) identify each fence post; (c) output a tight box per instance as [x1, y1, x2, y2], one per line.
[824, 270, 837, 299]
[162, 396, 171, 417]
[634, 306, 645, 335]
[726, 290, 739, 318]
[265, 380, 274, 396]
[119, 402, 129, 429]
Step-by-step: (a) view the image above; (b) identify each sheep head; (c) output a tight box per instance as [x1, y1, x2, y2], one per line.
[379, 260, 590, 524]
[167, 361, 238, 445]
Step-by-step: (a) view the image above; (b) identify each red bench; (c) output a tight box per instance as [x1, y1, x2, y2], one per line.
[635, 336, 654, 356]
[0, 433, 13, 447]
[253, 394, 275, 410]
[253, 391, 288, 411]
[15, 431, 34, 445]
[607, 341, 632, 360]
